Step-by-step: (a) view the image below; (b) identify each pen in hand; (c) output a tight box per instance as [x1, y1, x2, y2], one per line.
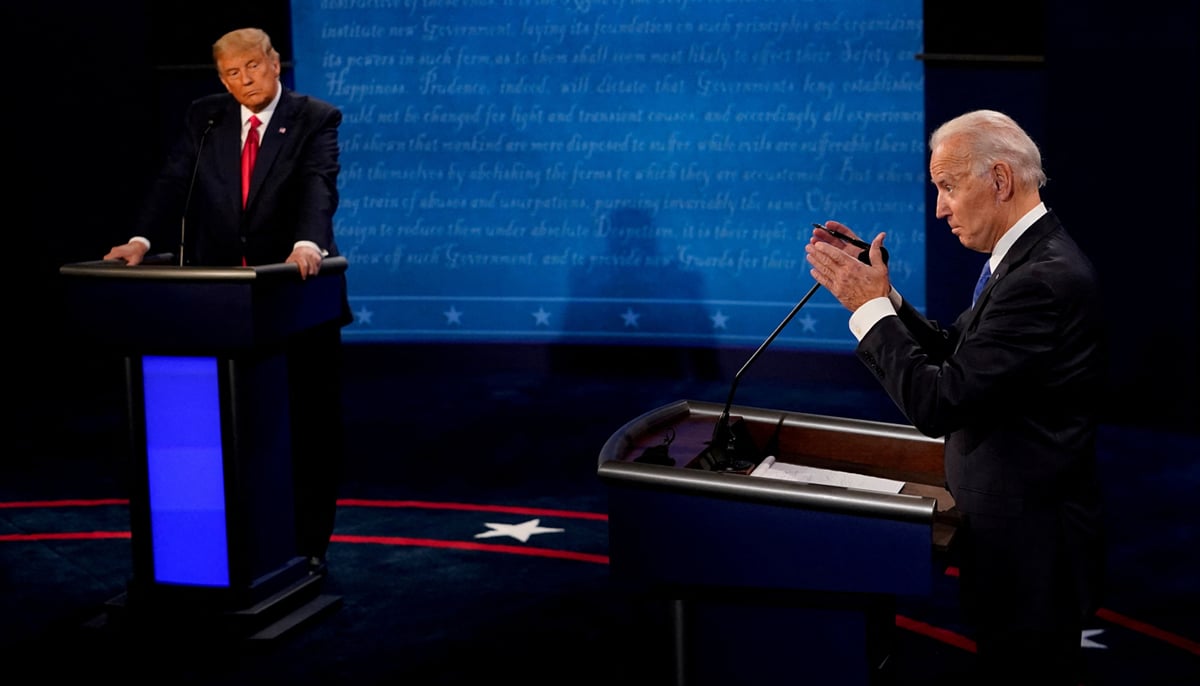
[812, 223, 869, 249]
[812, 223, 889, 265]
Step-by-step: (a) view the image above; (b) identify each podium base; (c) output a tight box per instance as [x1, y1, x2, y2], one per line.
[84, 571, 343, 644]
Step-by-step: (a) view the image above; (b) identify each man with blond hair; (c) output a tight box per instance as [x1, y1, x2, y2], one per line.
[106, 28, 349, 573]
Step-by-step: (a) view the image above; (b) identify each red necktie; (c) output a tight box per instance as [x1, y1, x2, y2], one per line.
[241, 115, 261, 209]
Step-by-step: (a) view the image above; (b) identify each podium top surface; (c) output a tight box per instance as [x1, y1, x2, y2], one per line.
[58, 257, 349, 352]
[598, 399, 948, 525]
[59, 256, 348, 282]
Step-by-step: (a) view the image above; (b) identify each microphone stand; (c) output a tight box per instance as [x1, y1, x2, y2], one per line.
[703, 282, 821, 472]
[702, 239, 887, 472]
[180, 118, 217, 266]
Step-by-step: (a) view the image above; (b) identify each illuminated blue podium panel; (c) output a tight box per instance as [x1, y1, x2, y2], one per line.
[59, 257, 347, 637]
[598, 400, 956, 686]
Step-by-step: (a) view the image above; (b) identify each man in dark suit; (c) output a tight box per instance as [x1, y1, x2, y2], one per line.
[105, 27, 348, 571]
[806, 110, 1107, 685]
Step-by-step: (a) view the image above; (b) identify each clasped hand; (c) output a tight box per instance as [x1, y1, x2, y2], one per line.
[805, 220, 891, 312]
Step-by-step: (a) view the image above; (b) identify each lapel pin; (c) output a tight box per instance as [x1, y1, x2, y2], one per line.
[278, 127, 287, 134]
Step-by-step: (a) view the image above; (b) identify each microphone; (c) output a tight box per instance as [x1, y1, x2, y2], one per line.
[179, 112, 220, 266]
[697, 228, 889, 472]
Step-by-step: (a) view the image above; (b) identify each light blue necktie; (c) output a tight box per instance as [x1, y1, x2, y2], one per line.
[972, 259, 992, 308]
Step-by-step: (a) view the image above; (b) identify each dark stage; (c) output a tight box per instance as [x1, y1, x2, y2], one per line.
[7, 1, 1198, 682]
[2, 344, 1197, 684]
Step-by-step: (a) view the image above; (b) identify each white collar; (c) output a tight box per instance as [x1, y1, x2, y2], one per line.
[241, 81, 282, 131]
[988, 202, 1047, 271]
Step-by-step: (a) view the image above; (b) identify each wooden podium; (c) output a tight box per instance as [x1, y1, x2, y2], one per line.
[598, 399, 957, 686]
[58, 256, 348, 640]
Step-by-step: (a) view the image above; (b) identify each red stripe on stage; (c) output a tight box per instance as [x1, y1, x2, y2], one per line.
[895, 613, 977, 652]
[1096, 608, 1200, 655]
[0, 531, 130, 542]
[0, 498, 128, 509]
[337, 498, 608, 521]
[941, 566, 1200, 656]
[331, 533, 609, 564]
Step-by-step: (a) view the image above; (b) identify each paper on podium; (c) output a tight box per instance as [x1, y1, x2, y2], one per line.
[750, 456, 905, 494]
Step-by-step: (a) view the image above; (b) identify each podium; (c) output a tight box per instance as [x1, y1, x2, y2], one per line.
[58, 256, 348, 640]
[598, 399, 957, 686]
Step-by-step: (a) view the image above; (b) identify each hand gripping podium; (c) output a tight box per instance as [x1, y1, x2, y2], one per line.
[59, 256, 348, 640]
[598, 399, 958, 686]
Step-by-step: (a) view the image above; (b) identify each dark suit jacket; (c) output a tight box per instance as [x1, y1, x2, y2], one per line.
[137, 87, 342, 268]
[857, 210, 1107, 617]
[134, 88, 350, 558]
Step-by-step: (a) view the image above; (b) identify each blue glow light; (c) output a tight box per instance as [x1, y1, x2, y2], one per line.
[142, 355, 230, 587]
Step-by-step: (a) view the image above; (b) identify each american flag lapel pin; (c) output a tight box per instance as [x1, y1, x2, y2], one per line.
[278, 127, 287, 135]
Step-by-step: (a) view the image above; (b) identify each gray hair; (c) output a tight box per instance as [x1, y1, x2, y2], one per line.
[930, 110, 1047, 189]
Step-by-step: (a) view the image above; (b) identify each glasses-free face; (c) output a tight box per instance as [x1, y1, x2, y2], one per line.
[218, 49, 281, 113]
[930, 138, 1009, 254]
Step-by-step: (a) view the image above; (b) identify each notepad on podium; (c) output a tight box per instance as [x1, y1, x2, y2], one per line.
[750, 455, 906, 494]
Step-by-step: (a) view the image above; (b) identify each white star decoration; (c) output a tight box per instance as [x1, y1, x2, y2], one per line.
[1081, 629, 1107, 649]
[348, 304, 833, 335]
[474, 518, 564, 543]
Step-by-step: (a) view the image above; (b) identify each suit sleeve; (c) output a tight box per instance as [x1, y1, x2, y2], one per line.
[857, 270, 1068, 439]
[292, 102, 342, 253]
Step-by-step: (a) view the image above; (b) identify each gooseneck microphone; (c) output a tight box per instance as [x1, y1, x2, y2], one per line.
[700, 281, 822, 472]
[699, 226, 889, 472]
[179, 113, 220, 266]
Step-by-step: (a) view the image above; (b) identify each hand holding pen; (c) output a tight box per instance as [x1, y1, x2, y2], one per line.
[811, 223, 889, 266]
[806, 221, 893, 312]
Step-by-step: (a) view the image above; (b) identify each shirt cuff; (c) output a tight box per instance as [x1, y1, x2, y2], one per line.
[848, 288, 901, 341]
[131, 236, 150, 249]
[295, 241, 327, 258]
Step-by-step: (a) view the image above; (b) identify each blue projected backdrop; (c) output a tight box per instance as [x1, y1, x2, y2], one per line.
[290, 0, 925, 351]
